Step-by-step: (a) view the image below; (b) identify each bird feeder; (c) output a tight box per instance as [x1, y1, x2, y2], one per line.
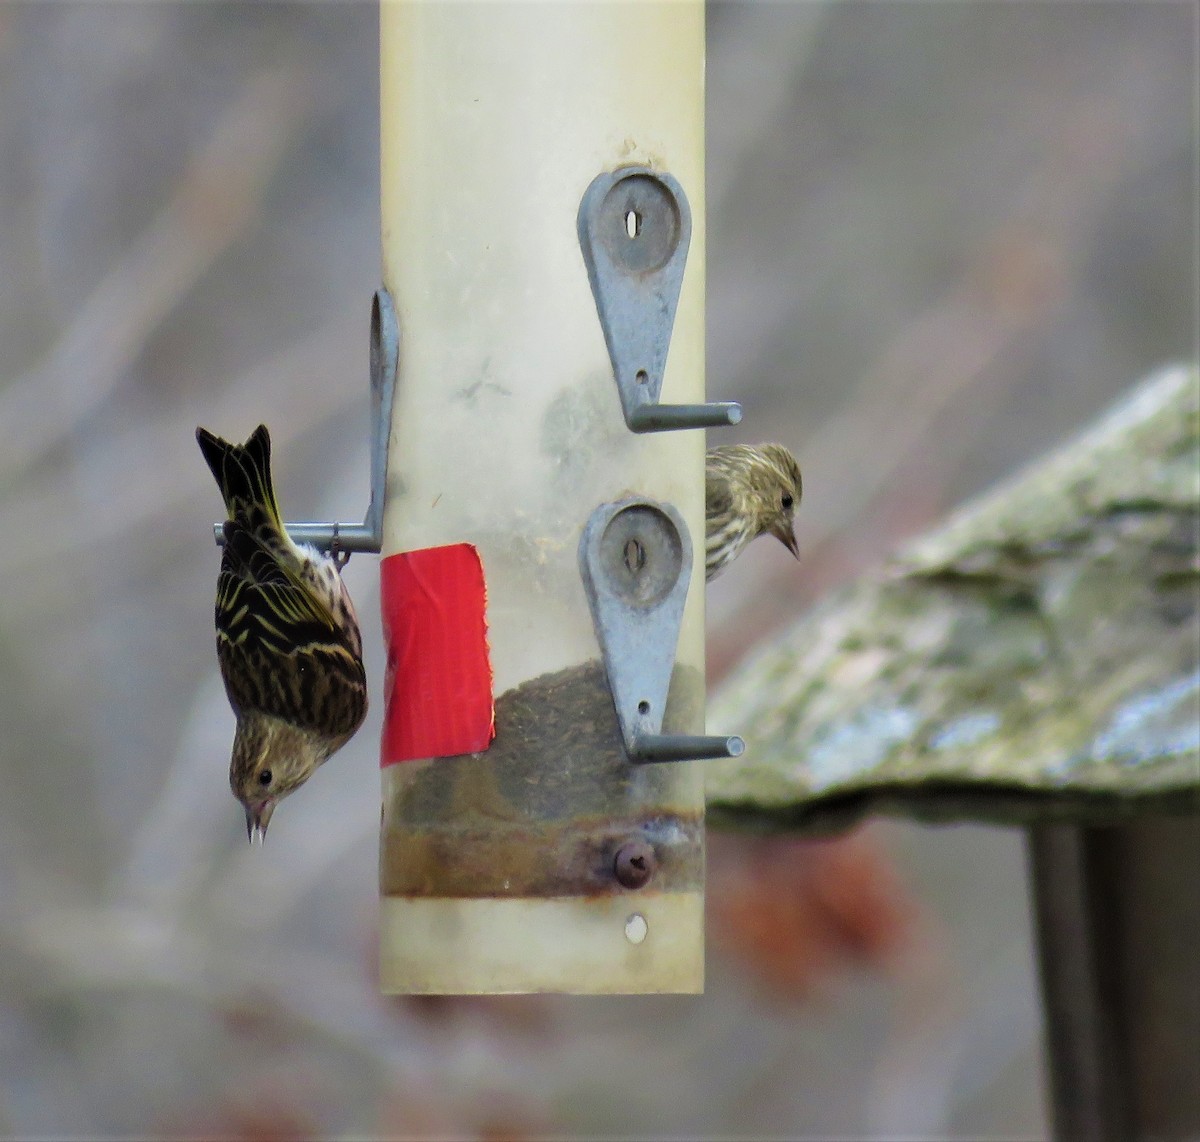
[376, 1, 739, 993]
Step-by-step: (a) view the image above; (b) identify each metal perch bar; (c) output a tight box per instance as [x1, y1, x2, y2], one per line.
[578, 166, 742, 434]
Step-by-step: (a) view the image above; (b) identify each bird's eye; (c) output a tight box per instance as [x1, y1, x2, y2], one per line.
[781, 493, 794, 510]
[258, 769, 273, 787]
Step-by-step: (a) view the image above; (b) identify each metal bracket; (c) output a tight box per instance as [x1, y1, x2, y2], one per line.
[579, 497, 745, 764]
[212, 288, 399, 560]
[578, 166, 742, 434]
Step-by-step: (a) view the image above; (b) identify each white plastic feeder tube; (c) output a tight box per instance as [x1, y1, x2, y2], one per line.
[379, 0, 706, 994]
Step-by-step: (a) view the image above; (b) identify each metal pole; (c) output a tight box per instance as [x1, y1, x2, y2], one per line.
[1028, 817, 1200, 1139]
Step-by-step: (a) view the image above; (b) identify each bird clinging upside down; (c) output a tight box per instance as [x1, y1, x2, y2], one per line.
[705, 443, 803, 581]
[196, 425, 367, 843]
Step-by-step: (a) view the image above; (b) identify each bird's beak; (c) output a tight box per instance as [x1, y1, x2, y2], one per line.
[770, 518, 800, 560]
[245, 800, 275, 844]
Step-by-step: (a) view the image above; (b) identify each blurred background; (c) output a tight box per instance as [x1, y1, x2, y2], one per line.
[0, 2, 1194, 1137]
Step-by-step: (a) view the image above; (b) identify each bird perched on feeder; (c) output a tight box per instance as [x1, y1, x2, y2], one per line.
[197, 424, 367, 843]
[705, 443, 803, 581]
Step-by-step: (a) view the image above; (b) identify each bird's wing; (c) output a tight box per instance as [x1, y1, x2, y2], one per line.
[705, 468, 735, 529]
[216, 522, 366, 736]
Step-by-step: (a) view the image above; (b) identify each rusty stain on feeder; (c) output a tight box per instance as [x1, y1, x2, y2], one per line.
[380, 659, 703, 899]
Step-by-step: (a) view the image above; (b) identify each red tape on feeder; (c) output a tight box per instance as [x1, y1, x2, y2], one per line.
[380, 543, 495, 764]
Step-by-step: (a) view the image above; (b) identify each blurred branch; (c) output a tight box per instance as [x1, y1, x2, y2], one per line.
[0, 62, 311, 478]
[0, 307, 363, 586]
[790, 293, 1028, 545]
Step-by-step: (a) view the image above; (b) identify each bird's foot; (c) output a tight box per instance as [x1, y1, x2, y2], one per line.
[330, 523, 351, 570]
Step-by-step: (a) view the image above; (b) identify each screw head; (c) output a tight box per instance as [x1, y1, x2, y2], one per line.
[599, 503, 683, 608]
[613, 840, 656, 890]
[598, 171, 682, 274]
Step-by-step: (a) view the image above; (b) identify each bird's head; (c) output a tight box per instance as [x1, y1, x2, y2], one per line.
[747, 443, 803, 559]
[230, 713, 332, 843]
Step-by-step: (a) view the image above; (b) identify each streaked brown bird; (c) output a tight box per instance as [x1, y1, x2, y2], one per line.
[197, 425, 367, 843]
[705, 443, 803, 581]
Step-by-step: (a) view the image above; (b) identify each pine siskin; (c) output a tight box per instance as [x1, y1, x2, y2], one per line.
[705, 443, 803, 581]
[196, 424, 367, 843]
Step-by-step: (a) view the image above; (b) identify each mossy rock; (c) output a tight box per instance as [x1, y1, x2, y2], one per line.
[707, 365, 1200, 831]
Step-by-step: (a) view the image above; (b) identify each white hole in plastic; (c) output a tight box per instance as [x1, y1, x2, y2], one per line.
[624, 912, 648, 945]
[625, 210, 641, 239]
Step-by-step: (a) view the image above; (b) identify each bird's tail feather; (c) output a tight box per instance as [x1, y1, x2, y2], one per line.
[196, 424, 284, 530]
